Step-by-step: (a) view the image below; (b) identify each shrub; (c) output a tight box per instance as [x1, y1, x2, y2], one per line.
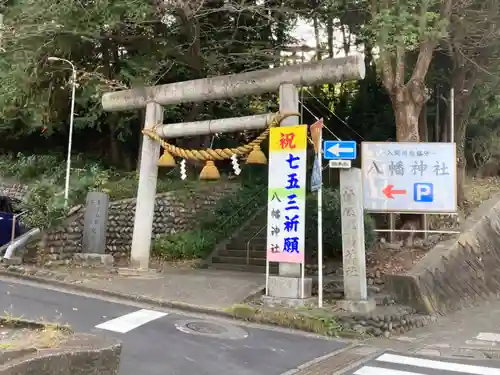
[22, 164, 111, 230]
[305, 188, 376, 259]
[0, 153, 196, 230]
[0, 153, 65, 181]
[152, 180, 267, 260]
[152, 229, 218, 260]
[22, 180, 67, 229]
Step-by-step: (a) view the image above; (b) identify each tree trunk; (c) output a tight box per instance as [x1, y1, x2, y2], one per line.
[450, 63, 476, 207]
[433, 85, 440, 142]
[327, 16, 334, 58]
[109, 122, 121, 166]
[419, 103, 428, 141]
[392, 90, 421, 142]
[391, 86, 423, 245]
[453, 97, 473, 207]
[312, 13, 321, 61]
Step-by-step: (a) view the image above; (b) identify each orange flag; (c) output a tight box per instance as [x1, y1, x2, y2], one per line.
[309, 118, 323, 153]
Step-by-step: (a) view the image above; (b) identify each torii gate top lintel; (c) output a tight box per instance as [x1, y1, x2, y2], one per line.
[101, 55, 365, 112]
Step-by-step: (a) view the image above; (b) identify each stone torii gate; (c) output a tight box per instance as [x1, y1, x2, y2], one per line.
[101, 55, 365, 300]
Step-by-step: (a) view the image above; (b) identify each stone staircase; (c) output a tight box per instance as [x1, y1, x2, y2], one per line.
[208, 210, 278, 274]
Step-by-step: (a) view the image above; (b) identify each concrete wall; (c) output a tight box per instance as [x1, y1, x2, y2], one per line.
[385, 195, 500, 314]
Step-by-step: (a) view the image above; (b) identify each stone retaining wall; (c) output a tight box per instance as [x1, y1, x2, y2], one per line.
[41, 182, 239, 262]
[384, 195, 500, 315]
[0, 182, 28, 200]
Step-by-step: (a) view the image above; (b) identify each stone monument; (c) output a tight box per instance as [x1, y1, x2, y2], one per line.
[82, 191, 109, 254]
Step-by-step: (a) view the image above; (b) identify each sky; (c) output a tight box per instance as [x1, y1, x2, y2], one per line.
[290, 18, 361, 59]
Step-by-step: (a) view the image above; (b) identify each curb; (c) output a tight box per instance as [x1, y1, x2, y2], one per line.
[0, 269, 364, 340]
[0, 269, 235, 320]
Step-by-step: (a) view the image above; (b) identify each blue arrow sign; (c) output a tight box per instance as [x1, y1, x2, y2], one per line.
[323, 140, 357, 160]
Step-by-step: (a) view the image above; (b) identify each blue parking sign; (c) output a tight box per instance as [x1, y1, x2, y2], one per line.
[413, 183, 434, 202]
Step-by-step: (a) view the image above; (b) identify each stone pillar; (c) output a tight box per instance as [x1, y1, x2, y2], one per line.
[130, 102, 163, 269]
[278, 83, 301, 278]
[265, 83, 313, 307]
[82, 191, 109, 254]
[337, 168, 375, 313]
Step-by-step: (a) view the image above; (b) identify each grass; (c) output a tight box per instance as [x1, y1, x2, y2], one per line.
[31, 324, 70, 348]
[0, 311, 72, 349]
[226, 304, 363, 338]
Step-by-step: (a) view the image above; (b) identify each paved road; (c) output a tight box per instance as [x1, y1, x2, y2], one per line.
[0, 278, 345, 375]
[346, 351, 500, 375]
[368, 298, 500, 360]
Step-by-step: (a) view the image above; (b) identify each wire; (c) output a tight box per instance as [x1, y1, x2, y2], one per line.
[298, 98, 341, 141]
[304, 88, 365, 140]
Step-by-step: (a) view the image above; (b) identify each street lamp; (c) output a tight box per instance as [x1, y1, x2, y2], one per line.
[48, 57, 76, 207]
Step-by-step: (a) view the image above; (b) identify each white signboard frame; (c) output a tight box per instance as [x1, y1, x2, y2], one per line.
[266, 125, 307, 264]
[361, 142, 457, 213]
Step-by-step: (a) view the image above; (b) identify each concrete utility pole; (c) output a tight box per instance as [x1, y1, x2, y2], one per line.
[102, 55, 365, 272]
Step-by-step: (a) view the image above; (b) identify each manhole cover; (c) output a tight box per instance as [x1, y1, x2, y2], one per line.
[186, 322, 228, 334]
[175, 319, 248, 340]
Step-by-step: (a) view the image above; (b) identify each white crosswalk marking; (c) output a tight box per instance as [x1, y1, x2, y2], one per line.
[376, 353, 500, 375]
[476, 333, 500, 342]
[355, 366, 425, 375]
[95, 309, 167, 333]
[351, 352, 500, 375]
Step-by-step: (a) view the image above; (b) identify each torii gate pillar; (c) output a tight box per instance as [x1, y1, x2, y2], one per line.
[130, 102, 163, 269]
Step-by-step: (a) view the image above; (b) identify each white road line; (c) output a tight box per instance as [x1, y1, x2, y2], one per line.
[476, 333, 500, 342]
[95, 309, 167, 333]
[355, 366, 425, 375]
[376, 353, 500, 375]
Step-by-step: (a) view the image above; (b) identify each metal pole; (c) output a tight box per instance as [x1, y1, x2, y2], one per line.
[64, 65, 77, 206]
[265, 260, 269, 296]
[450, 87, 454, 143]
[0, 14, 4, 52]
[301, 262, 305, 299]
[317, 127, 323, 308]
[48, 57, 76, 207]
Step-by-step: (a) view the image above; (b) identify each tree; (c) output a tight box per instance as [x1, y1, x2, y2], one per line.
[0, 0, 298, 168]
[368, 0, 451, 142]
[445, 0, 500, 204]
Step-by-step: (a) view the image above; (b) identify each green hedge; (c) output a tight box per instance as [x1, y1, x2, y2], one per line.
[152, 183, 267, 260]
